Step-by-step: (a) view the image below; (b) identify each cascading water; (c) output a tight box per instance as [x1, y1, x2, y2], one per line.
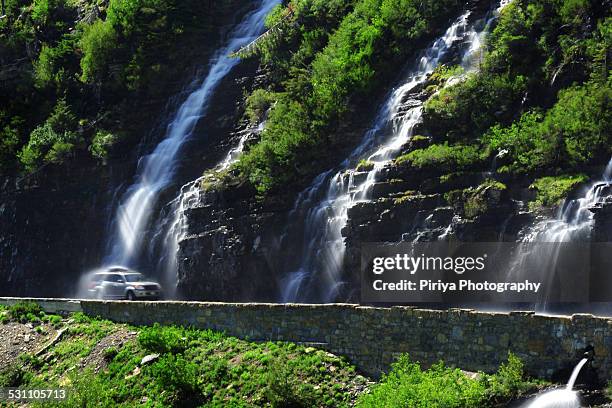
[101, 0, 280, 271]
[154, 120, 265, 296]
[279, 3, 506, 303]
[505, 157, 612, 309]
[522, 358, 588, 408]
[523, 157, 612, 243]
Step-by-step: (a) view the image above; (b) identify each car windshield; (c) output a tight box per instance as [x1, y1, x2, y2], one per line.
[124, 273, 145, 282]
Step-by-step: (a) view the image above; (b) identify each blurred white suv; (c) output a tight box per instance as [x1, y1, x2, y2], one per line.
[88, 267, 163, 300]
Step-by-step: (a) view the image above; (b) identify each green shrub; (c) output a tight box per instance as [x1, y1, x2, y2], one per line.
[423, 72, 527, 141]
[529, 174, 588, 210]
[485, 352, 533, 400]
[34, 40, 73, 88]
[356, 355, 487, 408]
[79, 20, 117, 84]
[18, 123, 79, 172]
[395, 143, 485, 172]
[58, 369, 116, 407]
[246, 89, 276, 123]
[0, 364, 29, 387]
[8, 302, 45, 323]
[89, 131, 118, 160]
[149, 354, 203, 406]
[265, 360, 318, 408]
[138, 324, 191, 354]
[483, 79, 611, 173]
[356, 159, 374, 171]
[43, 314, 63, 327]
[463, 180, 506, 219]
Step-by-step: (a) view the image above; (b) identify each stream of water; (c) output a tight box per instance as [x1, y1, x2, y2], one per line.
[523, 358, 589, 408]
[101, 0, 280, 273]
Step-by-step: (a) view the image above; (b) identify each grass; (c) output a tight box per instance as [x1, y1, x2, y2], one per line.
[9, 315, 365, 407]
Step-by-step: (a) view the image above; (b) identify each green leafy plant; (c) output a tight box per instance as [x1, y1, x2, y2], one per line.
[7, 302, 45, 323]
[529, 174, 588, 210]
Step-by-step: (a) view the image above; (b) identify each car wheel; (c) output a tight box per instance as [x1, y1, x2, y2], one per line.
[126, 291, 136, 301]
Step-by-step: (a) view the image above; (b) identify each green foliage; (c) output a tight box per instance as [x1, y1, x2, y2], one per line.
[529, 174, 588, 210]
[0, 364, 29, 387]
[34, 39, 75, 88]
[356, 355, 487, 408]
[19, 123, 78, 172]
[463, 179, 507, 219]
[0, 114, 23, 173]
[245, 89, 276, 124]
[237, 0, 461, 194]
[265, 360, 318, 407]
[395, 143, 486, 172]
[357, 353, 537, 408]
[484, 353, 534, 400]
[138, 323, 192, 354]
[43, 313, 63, 327]
[483, 79, 611, 173]
[149, 354, 203, 406]
[79, 20, 117, 84]
[356, 159, 374, 171]
[7, 301, 45, 323]
[89, 130, 118, 160]
[424, 73, 527, 140]
[56, 369, 116, 407]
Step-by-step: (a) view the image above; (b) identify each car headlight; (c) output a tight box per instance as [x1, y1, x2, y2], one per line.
[134, 285, 145, 290]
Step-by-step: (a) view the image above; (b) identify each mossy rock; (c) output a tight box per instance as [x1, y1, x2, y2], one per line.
[445, 179, 507, 219]
[528, 174, 588, 212]
[356, 159, 375, 172]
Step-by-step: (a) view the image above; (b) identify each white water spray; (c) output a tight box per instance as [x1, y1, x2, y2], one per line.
[523, 358, 588, 408]
[504, 157, 612, 309]
[523, 157, 612, 243]
[102, 0, 280, 270]
[279, 4, 505, 303]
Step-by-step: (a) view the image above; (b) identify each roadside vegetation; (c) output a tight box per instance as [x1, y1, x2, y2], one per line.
[0, 302, 558, 407]
[357, 353, 540, 408]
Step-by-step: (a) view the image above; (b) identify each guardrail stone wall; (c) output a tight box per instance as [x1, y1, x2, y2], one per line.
[1, 298, 610, 380]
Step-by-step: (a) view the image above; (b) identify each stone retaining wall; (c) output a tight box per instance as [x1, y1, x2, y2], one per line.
[1, 298, 610, 380]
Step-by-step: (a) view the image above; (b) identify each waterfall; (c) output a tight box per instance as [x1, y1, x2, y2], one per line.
[278, 3, 506, 303]
[523, 157, 612, 243]
[101, 0, 280, 271]
[523, 358, 588, 408]
[503, 157, 612, 310]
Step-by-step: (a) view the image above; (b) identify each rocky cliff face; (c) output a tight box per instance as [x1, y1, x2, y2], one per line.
[174, 20, 611, 302]
[175, 81, 535, 302]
